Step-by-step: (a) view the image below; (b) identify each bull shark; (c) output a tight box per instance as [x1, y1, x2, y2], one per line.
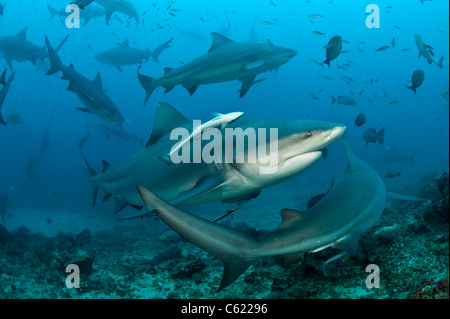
[45, 36, 124, 123]
[0, 69, 14, 126]
[71, 0, 96, 9]
[414, 34, 444, 68]
[137, 33, 297, 105]
[94, 38, 172, 71]
[95, 0, 139, 24]
[0, 27, 68, 70]
[137, 134, 424, 290]
[48, 3, 105, 25]
[82, 102, 345, 218]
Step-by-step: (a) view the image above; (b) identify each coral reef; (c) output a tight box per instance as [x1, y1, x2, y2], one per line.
[0, 172, 448, 299]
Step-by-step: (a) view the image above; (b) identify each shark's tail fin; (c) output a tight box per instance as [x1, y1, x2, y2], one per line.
[47, 4, 58, 19]
[45, 36, 63, 75]
[436, 56, 444, 68]
[137, 186, 259, 290]
[137, 69, 157, 106]
[323, 59, 330, 68]
[377, 128, 385, 145]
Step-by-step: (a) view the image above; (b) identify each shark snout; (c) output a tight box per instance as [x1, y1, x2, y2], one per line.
[329, 125, 346, 140]
[287, 49, 297, 58]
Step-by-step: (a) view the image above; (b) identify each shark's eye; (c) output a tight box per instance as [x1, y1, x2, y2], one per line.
[305, 131, 313, 138]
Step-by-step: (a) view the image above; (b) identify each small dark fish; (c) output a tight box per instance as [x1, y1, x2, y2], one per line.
[331, 95, 356, 106]
[46, 218, 52, 224]
[375, 45, 391, 52]
[323, 36, 342, 68]
[312, 31, 325, 36]
[354, 113, 367, 127]
[408, 70, 424, 94]
[385, 171, 401, 179]
[76, 229, 91, 246]
[308, 14, 324, 18]
[260, 20, 275, 25]
[391, 37, 396, 47]
[388, 100, 400, 105]
[110, 264, 134, 276]
[362, 127, 385, 146]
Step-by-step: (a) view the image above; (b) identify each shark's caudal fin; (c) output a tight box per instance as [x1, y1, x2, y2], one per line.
[137, 186, 259, 290]
[137, 69, 156, 106]
[436, 56, 444, 69]
[45, 36, 63, 75]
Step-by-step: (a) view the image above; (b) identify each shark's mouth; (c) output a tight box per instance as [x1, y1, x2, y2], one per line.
[277, 150, 322, 167]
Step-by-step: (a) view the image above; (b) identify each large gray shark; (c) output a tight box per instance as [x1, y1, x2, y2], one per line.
[137, 134, 423, 290]
[45, 36, 124, 123]
[0, 69, 14, 126]
[94, 38, 172, 71]
[137, 33, 297, 105]
[48, 3, 105, 25]
[95, 0, 139, 24]
[414, 34, 444, 68]
[0, 27, 69, 70]
[71, 0, 96, 9]
[83, 102, 345, 218]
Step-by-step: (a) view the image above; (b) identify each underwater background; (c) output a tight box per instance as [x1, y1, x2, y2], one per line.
[0, 0, 448, 299]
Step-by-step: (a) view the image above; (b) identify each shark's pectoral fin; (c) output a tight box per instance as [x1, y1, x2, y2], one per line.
[172, 176, 225, 206]
[238, 76, 256, 98]
[182, 81, 200, 95]
[221, 190, 261, 204]
[76, 107, 93, 114]
[220, 260, 253, 291]
[6, 59, 13, 70]
[332, 234, 361, 259]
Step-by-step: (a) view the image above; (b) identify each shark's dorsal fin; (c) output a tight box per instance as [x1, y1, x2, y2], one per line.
[120, 39, 130, 47]
[69, 64, 75, 70]
[146, 102, 190, 147]
[93, 72, 103, 88]
[277, 209, 306, 230]
[208, 33, 235, 52]
[342, 133, 356, 170]
[16, 27, 28, 39]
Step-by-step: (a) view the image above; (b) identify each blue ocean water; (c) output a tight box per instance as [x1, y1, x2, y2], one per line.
[0, 0, 448, 299]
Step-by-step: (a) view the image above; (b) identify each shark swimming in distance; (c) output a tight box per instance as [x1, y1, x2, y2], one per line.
[0, 27, 69, 70]
[45, 36, 124, 123]
[81, 102, 345, 219]
[137, 134, 424, 290]
[137, 33, 297, 105]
